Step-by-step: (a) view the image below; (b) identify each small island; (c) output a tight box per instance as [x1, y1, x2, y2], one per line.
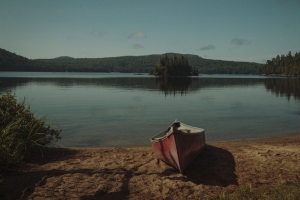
[149, 54, 198, 76]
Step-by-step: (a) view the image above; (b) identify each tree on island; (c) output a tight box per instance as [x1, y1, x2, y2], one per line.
[149, 54, 198, 76]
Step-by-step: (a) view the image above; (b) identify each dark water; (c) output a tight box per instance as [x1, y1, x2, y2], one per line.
[1, 72, 300, 147]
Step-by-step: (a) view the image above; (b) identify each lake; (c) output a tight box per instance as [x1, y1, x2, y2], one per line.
[1, 72, 300, 147]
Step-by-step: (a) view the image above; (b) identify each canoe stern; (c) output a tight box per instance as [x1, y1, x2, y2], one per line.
[150, 121, 205, 173]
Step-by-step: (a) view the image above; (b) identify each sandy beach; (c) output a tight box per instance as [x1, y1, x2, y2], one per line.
[1, 134, 300, 200]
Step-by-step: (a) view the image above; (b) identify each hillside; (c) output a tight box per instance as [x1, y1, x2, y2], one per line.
[52, 56, 75, 60]
[0, 48, 263, 74]
[0, 48, 33, 71]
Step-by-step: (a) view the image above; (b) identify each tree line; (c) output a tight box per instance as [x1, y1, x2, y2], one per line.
[0, 48, 263, 74]
[260, 51, 300, 76]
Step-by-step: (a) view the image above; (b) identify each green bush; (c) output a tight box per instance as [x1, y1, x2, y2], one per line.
[0, 91, 61, 171]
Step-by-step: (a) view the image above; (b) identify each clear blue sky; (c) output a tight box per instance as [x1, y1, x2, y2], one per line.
[1, 0, 299, 63]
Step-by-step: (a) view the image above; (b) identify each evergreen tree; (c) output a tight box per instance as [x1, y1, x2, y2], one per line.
[150, 54, 196, 76]
[260, 51, 300, 76]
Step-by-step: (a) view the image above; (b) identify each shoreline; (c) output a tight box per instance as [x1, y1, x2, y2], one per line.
[60, 132, 300, 149]
[1, 133, 300, 199]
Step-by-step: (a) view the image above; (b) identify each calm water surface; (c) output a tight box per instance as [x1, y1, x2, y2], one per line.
[1, 72, 300, 147]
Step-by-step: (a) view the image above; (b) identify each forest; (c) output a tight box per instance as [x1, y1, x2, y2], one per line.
[260, 51, 300, 76]
[149, 54, 197, 76]
[0, 48, 262, 74]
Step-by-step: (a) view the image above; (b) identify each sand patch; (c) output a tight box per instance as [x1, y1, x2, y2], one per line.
[1, 135, 300, 199]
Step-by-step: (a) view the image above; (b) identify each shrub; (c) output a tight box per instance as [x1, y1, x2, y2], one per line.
[0, 91, 61, 171]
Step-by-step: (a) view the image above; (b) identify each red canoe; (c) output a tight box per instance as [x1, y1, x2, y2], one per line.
[150, 120, 205, 173]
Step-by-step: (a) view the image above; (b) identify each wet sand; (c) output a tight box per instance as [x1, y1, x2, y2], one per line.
[1, 134, 300, 200]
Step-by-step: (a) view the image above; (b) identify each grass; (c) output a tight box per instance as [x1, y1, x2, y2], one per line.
[0, 91, 61, 171]
[210, 181, 300, 200]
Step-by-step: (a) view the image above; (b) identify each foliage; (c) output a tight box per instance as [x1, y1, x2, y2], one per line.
[155, 77, 192, 96]
[260, 51, 300, 76]
[210, 181, 300, 200]
[0, 91, 61, 171]
[0, 48, 262, 74]
[149, 54, 194, 76]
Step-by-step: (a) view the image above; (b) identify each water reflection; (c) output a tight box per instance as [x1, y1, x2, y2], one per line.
[155, 77, 192, 96]
[0, 78, 29, 94]
[1, 76, 300, 101]
[1, 74, 300, 146]
[0, 77, 157, 92]
[264, 78, 300, 101]
[0, 76, 261, 89]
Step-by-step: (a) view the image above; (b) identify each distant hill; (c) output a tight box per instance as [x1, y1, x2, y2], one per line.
[0, 48, 32, 71]
[0, 48, 263, 74]
[52, 56, 75, 60]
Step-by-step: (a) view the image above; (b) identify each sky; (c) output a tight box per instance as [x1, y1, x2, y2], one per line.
[1, 0, 300, 63]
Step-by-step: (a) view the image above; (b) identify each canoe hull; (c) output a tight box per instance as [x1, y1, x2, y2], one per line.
[150, 121, 205, 173]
